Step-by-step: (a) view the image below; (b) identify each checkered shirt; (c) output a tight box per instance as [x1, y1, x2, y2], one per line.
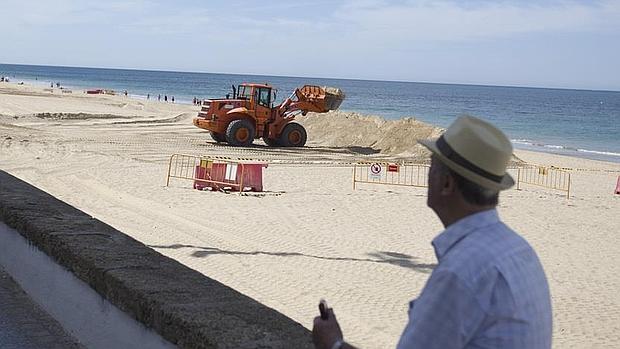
[397, 209, 552, 349]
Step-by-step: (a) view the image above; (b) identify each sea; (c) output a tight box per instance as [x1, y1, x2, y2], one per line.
[1, 63, 619, 163]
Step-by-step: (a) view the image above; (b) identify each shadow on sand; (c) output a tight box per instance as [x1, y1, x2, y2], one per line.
[149, 244, 436, 273]
[200, 141, 381, 156]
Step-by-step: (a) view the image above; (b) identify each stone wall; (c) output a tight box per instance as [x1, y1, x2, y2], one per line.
[0, 171, 313, 349]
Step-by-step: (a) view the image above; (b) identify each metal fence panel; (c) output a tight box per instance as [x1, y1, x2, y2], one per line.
[353, 162, 429, 190]
[516, 165, 571, 198]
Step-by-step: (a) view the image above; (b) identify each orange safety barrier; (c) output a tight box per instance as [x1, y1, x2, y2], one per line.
[353, 162, 429, 190]
[516, 165, 571, 198]
[166, 154, 267, 192]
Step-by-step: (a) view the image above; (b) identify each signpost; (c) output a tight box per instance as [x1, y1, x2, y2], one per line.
[369, 163, 382, 180]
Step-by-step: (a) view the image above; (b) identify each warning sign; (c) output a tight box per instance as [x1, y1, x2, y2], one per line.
[369, 163, 382, 179]
[388, 164, 399, 172]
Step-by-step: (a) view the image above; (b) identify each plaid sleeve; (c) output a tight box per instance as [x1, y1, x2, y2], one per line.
[396, 270, 486, 349]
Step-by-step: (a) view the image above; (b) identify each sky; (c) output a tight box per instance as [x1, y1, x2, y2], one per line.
[1, 0, 619, 90]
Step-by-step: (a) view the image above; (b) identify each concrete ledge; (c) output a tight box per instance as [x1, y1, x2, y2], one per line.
[0, 171, 313, 349]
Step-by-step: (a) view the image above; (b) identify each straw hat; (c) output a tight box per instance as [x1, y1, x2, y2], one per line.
[419, 116, 514, 191]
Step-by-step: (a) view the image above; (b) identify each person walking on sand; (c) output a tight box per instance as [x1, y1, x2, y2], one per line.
[312, 116, 552, 349]
[171, 96, 175, 103]
[164, 95, 167, 102]
[158, 94, 161, 102]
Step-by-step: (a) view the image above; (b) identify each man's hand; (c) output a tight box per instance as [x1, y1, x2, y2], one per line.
[312, 307, 343, 349]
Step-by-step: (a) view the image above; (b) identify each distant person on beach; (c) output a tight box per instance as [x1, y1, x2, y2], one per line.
[51, 82, 54, 88]
[164, 95, 168, 102]
[147, 94, 150, 100]
[158, 94, 161, 101]
[172, 96, 175, 103]
[312, 116, 552, 349]
[124, 90, 128, 97]
[56, 82, 60, 88]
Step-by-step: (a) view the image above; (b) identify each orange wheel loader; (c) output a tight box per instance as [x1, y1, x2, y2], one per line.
[193, 83, 345, 147]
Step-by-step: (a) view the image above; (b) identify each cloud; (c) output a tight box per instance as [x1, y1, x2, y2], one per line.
[6, 0, 618, 42]
[329, 0, 620, 43]
[1, 0, 618, 89]
[170, 0, 620, 57]
[1, 0, 151, 27]
[120, 9, 211, 35]
[0, 0, 214, 36]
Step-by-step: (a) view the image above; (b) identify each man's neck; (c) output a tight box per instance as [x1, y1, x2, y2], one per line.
[439, 205, 496, 228]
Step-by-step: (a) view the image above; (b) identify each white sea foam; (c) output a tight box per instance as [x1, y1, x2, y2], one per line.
[577, 149, 620, 157]
[512, 139, 620, 161]
[511, 139, 533, 145]
[544, 144, 565, 149]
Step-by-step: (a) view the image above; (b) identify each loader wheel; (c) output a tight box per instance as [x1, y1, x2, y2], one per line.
[226, 119, 255, 146]
[280, 122, 307, 147]
[263, 137, 280, 147]
[209, 131, 226, 143]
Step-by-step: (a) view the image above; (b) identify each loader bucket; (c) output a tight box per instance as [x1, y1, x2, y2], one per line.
[323, 86, 345, 111]
[297, 85, 346, 112]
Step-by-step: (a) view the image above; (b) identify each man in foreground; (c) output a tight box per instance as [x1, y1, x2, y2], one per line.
[313, 116, 552, 349]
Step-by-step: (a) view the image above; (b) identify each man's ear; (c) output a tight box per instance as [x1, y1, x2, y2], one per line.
[440, 172, 457, 196]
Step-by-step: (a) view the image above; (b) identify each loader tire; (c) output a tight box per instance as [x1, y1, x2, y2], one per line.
[263, 137, 280, 147]
[280, 122, 307, 147]
[226, 119, 255, 146]
[209, 131, 226, 143]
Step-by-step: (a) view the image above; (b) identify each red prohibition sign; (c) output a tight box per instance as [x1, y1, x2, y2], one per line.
[370, 163, 382, 175]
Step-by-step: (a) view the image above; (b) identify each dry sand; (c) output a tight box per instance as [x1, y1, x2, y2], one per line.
[1, 82, 619, 348]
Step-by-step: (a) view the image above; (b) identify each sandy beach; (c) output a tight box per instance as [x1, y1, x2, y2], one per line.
[1, 82, 619, 348]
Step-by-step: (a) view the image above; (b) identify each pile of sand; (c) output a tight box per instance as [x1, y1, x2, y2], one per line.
[298, 111, 443, 157]
[298, 111, 525, 165]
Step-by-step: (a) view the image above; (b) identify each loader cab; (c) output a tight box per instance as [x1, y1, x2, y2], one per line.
[236, 83, 274, 107]
[236, 84, 253, 100]
[233, 83, 275, 123]
[256, 87, 271, 107]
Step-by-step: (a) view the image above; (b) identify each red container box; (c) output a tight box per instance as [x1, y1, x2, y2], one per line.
[194, 162, 267, 192]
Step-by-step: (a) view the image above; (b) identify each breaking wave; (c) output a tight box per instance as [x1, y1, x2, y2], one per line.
[511, 139, 620, 161]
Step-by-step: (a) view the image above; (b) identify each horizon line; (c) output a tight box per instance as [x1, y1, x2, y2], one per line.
[1, 62, 618, 94]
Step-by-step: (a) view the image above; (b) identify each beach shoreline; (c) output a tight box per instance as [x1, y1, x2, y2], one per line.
[2, 80, 620, 348]
[2, 79, 618, 164]
[3, 63, 619, 163]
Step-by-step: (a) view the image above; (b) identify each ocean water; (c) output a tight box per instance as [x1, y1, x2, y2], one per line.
[2, 63, 619, 163]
